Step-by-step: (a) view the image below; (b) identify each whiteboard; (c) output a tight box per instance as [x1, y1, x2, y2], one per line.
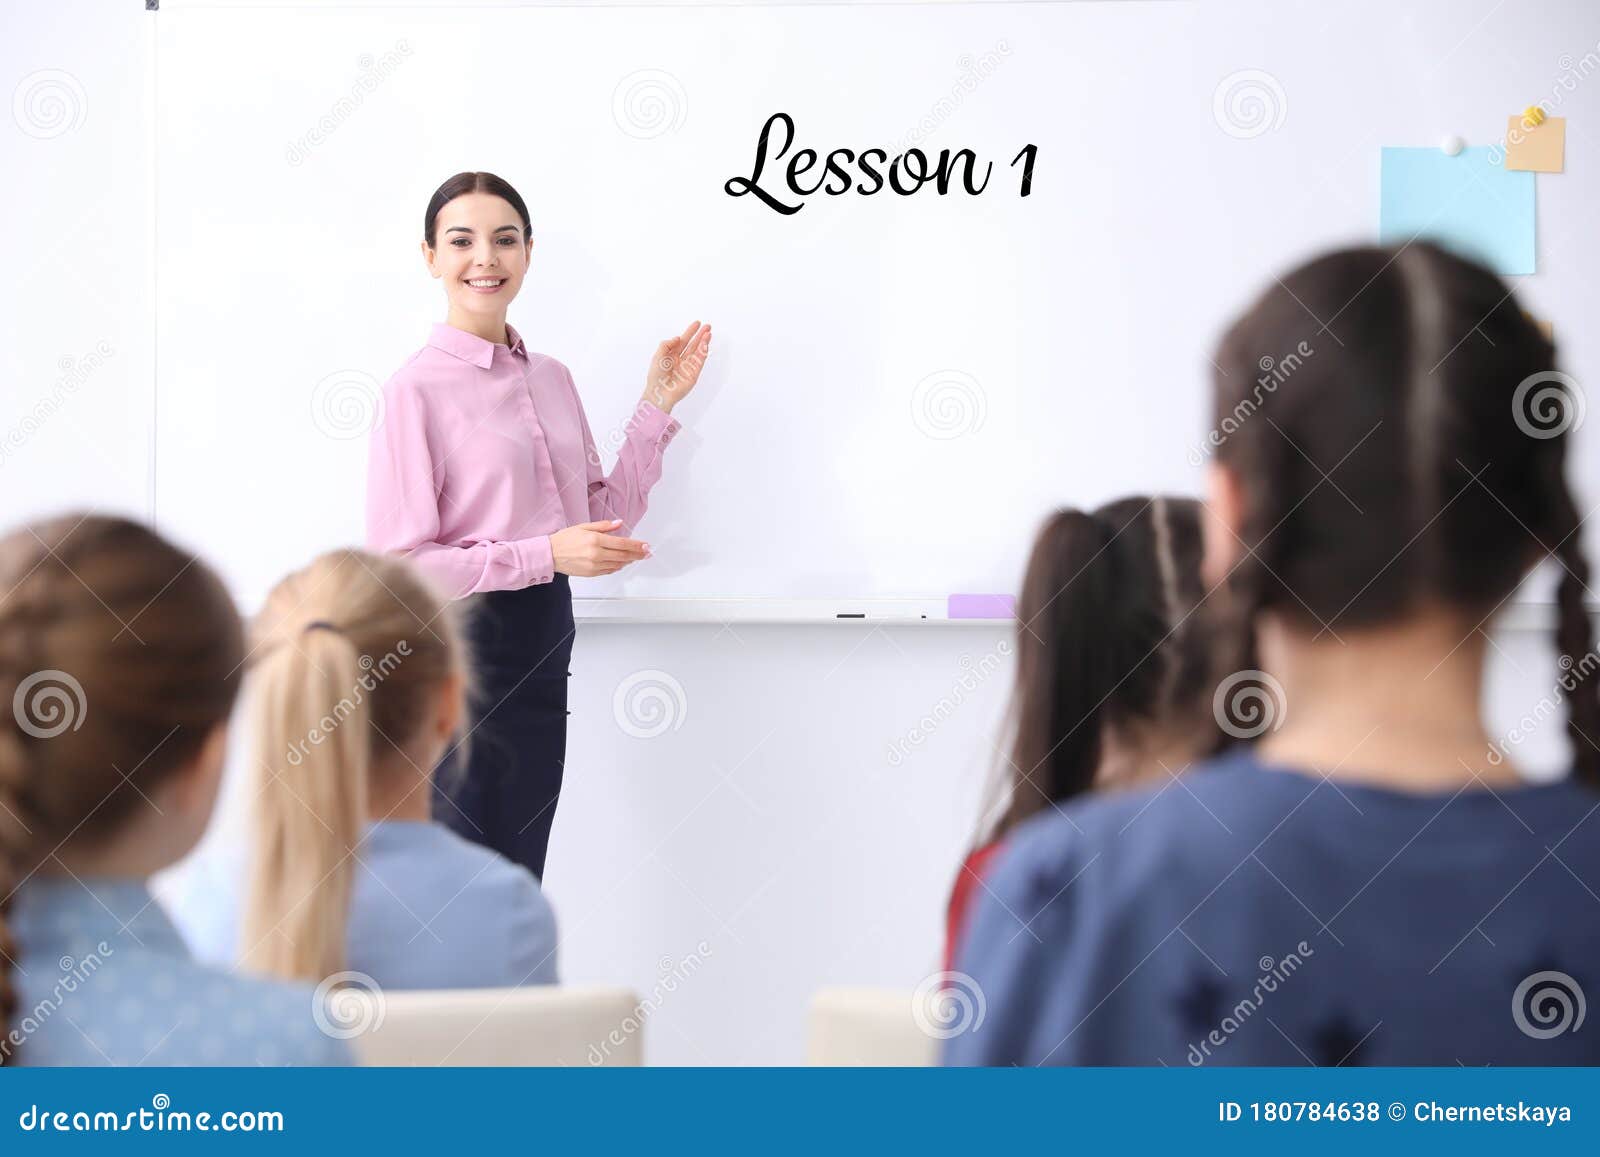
[153, 0, 1600, 615]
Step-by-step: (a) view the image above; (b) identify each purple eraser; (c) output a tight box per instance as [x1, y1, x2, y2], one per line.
[947, 593, 1016, 619]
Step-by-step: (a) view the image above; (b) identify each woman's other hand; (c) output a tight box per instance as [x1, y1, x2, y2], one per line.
[550, 519, 650, 577]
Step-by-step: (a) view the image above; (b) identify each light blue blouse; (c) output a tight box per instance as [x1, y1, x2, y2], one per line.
[7, 877, 350, 1067]
[170, 819, 559, 990]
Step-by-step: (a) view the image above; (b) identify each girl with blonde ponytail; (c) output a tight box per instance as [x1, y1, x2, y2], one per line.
[0, 514, 348, 1066]
[176, 548, 558, 989]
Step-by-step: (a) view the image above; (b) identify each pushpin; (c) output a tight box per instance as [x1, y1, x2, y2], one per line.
[1523, 105, 1546, 128]
[1441, 134, 1465, 156]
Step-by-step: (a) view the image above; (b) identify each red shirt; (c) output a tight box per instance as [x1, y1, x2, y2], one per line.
[944, 841, 1005, 973]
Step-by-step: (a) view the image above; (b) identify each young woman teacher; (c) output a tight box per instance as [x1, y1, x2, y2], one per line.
[365, 171, 712, 879]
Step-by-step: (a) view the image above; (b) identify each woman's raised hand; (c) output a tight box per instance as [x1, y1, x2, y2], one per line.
[550, 519, 650, 577]
[643, 320, 713, 413]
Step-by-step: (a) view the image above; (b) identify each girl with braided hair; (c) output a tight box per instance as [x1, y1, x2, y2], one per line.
[0, 514, 347, 1066]
[943, 496, 1230, 971]
[948, 243, 1600, 1066]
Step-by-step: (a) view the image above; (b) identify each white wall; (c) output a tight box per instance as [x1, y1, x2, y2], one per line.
[3, 0, 1590, 1065]
[0, 0, 152, 528]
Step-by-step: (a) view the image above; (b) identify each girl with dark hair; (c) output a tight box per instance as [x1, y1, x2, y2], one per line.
[944, 496, 1228, 968]
[947, 243, 1600, 1066]
[366, 171, 713, 880]
[0, 514, 348, 1066]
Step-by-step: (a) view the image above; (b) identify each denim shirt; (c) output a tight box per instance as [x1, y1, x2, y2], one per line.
[170, 819, 559, 990]
[7, 877, 350, 1066]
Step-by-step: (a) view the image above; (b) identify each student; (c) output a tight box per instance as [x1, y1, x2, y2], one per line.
[945, 497, 1227, 969]
[0, 514, 348, 1066]
[946, 242, 1600, 1066]
[181, 549, 559, 991]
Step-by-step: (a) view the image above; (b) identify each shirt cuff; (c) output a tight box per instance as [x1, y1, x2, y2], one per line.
[632, 399, 683, 446]
[516, 534, 556, 586]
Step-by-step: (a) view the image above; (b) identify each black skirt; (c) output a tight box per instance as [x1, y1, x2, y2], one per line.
[433, 574, 575, 881]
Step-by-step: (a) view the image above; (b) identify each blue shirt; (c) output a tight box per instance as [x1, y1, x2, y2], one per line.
[7, 877, 350, 1066]
[945, 751, 1600, 1066]
[171, 819, 558, 990]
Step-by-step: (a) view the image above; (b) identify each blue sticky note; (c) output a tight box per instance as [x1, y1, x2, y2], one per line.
[1379, 146, 1535, 276]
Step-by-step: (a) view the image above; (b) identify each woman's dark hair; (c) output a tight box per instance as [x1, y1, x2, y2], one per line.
[1211, 241, 1597, 786]
[423, 171, 532, 248]
[995, 495, 1228, 838]
[0, 514, 245, 1064]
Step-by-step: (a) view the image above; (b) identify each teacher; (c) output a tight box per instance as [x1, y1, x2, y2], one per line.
[365, 170, 712, 880]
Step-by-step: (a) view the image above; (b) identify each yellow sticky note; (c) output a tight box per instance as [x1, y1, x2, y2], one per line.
[1505, 114, 1565, 173]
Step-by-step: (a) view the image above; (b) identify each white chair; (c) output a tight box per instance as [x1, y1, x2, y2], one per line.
[346, 986, 644, 1066]
[807, 988, 937, 1066]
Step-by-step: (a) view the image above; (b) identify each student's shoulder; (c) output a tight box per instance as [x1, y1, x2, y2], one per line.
[157, 957, 353, 1066]
[1515, 773, 1600, 848]
[400, 824, 556, 981]
[990, 750, 1295, 903]
[402, 821, 549, 903]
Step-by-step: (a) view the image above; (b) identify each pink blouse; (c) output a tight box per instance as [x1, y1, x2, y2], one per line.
[365, 322, 682, 600]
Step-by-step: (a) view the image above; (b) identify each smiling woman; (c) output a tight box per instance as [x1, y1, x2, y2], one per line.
[364, 170, 715, 880]
[423, 172, 533, 298]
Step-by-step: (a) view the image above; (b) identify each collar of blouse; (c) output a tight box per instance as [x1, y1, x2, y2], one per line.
[427, 321, 528, 369]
